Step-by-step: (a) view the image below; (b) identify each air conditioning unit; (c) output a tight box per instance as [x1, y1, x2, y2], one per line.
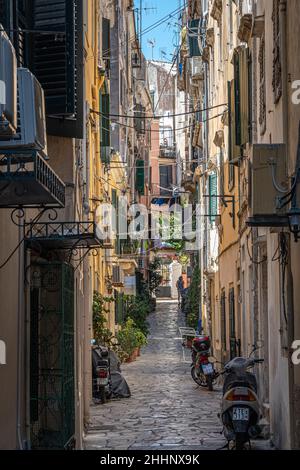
[0, 27, 17, 136]
[190, 57, 204, 80]
[0, 68, 47, 155]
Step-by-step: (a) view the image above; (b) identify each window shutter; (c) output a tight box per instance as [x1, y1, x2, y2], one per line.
[159, 165, 172, 196]
[32, 0, 76, 116]
[208, 172, 218, 223]
[102, 18, 110, 63]
[239, 47, 251, 145]
[221, 291, 226, 351]
[134, 104, 145, 135]
[228, 79, 239, 187]
[0, 0, 11, 33]
[233, 51, 241, 146]
[100, 92, 110, 161]
[188, 19, 200, 57]
[135, 159, 145, 195]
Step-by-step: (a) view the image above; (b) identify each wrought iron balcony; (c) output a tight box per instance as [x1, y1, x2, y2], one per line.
[25, 221, 103, 249]
[0, 150, 65, 208]
[159, 145, 176, 159]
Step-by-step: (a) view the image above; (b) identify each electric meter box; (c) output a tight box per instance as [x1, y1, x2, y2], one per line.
[251, 144, 287, 217]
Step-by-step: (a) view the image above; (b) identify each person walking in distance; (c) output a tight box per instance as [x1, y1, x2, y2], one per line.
[176, 276, 184, 306]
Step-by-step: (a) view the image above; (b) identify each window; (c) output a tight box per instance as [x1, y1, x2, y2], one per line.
[229, 287, 237, 359]
[134, 104, 146, 135]
[100, 91, 110, 161]
[208, 172, 218, 223]
[259, 35, 266, 134]
[272, 0, 282, 103]
[159, 165, 173, 196]
[220, 290, 226, 351]
[0, 0, 84, 138]
[135, 159, 145, 195]
[188, 19, 201, 57]
[102, 17, 110, 67]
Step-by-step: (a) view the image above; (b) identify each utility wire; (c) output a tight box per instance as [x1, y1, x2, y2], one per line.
[92, 103, 227, 120]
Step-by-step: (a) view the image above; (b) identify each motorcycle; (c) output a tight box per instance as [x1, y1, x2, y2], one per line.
[92, 345, 111, 403]
[191, 335, 216, 391]
[218, 354, 264, 450]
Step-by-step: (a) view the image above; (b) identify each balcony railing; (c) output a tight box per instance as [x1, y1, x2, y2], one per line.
[25, 221, 103, 249]
[0, 150, 65, 208]
[159, 145, 176, 159]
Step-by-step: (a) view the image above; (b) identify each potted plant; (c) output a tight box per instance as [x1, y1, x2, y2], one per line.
[134, 329, 147, 356]
[116, 318, 139, 362]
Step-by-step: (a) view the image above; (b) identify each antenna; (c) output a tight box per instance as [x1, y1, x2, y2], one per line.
[147, 38, 156, 60]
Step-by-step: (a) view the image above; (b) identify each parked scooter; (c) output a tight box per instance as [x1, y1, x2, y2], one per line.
[92, 345, 111, 403]
[217, 354, 264, 450]
[191, 335, 217, 391]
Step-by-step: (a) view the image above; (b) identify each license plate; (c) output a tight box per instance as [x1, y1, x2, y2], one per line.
[202, 363, 213, 375]
[97, 378, 109, 386]
[232, 407, 249, 421]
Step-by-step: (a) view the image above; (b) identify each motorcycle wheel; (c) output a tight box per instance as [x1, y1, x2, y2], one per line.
[235, 435, 246, 451]
[191, 366, 207, 387]
[206, 374, 213, 391]
[100, 386, 107, 404]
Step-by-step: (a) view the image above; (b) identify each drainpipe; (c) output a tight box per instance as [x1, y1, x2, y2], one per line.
[279, 0, 295, 449]
[16, 220, 24, 449]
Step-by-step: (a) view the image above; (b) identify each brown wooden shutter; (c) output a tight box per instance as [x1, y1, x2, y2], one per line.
[239, 47, 250, 145]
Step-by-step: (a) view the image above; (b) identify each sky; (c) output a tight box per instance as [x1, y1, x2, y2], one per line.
[134, 0, 184, 62]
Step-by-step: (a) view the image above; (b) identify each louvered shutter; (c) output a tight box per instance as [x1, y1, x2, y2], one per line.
[233, 51, 241, 146]
[134, 104, 145, 135]
[221, 291, 226, 351]
[32, 0, 76, 116]
[208, 172, 218, 223]
[136, 159, 145, 195]
[100, 92, 110, 162]
[0, 0, 10, 32]
[228, 80, 240, 163]
[239, 47, 251, 145]
[102, 17, 110, 61]
[188, 19, 200, 57]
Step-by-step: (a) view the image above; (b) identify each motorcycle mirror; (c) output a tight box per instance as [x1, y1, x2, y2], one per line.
[208, 356, 217, 364]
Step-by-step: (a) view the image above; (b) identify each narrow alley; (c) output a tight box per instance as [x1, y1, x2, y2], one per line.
[84, 301, 226, 451]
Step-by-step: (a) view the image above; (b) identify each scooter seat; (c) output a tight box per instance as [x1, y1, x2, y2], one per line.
[223, 372, 257, 394]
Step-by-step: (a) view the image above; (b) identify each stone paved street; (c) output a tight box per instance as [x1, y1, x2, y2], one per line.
[84, 300, 227, 450]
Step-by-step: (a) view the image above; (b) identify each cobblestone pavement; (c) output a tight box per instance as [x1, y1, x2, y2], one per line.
[84, 300, 270, 450]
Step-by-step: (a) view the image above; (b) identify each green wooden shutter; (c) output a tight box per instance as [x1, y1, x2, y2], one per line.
[100, 92, 110, 161]
[209, 172, 218, 223]
[188, 19, 200, 57]
[135, 159, 145, 195]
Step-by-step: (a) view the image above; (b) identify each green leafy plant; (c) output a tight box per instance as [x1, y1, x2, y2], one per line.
[116, 318, 139, 358]
[92, 291, 114, 346]
[124, 294, 150, 335]
[134, 328, 148, 347]
[186, 261, 201, 329]
[116, 318, 148, 360]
